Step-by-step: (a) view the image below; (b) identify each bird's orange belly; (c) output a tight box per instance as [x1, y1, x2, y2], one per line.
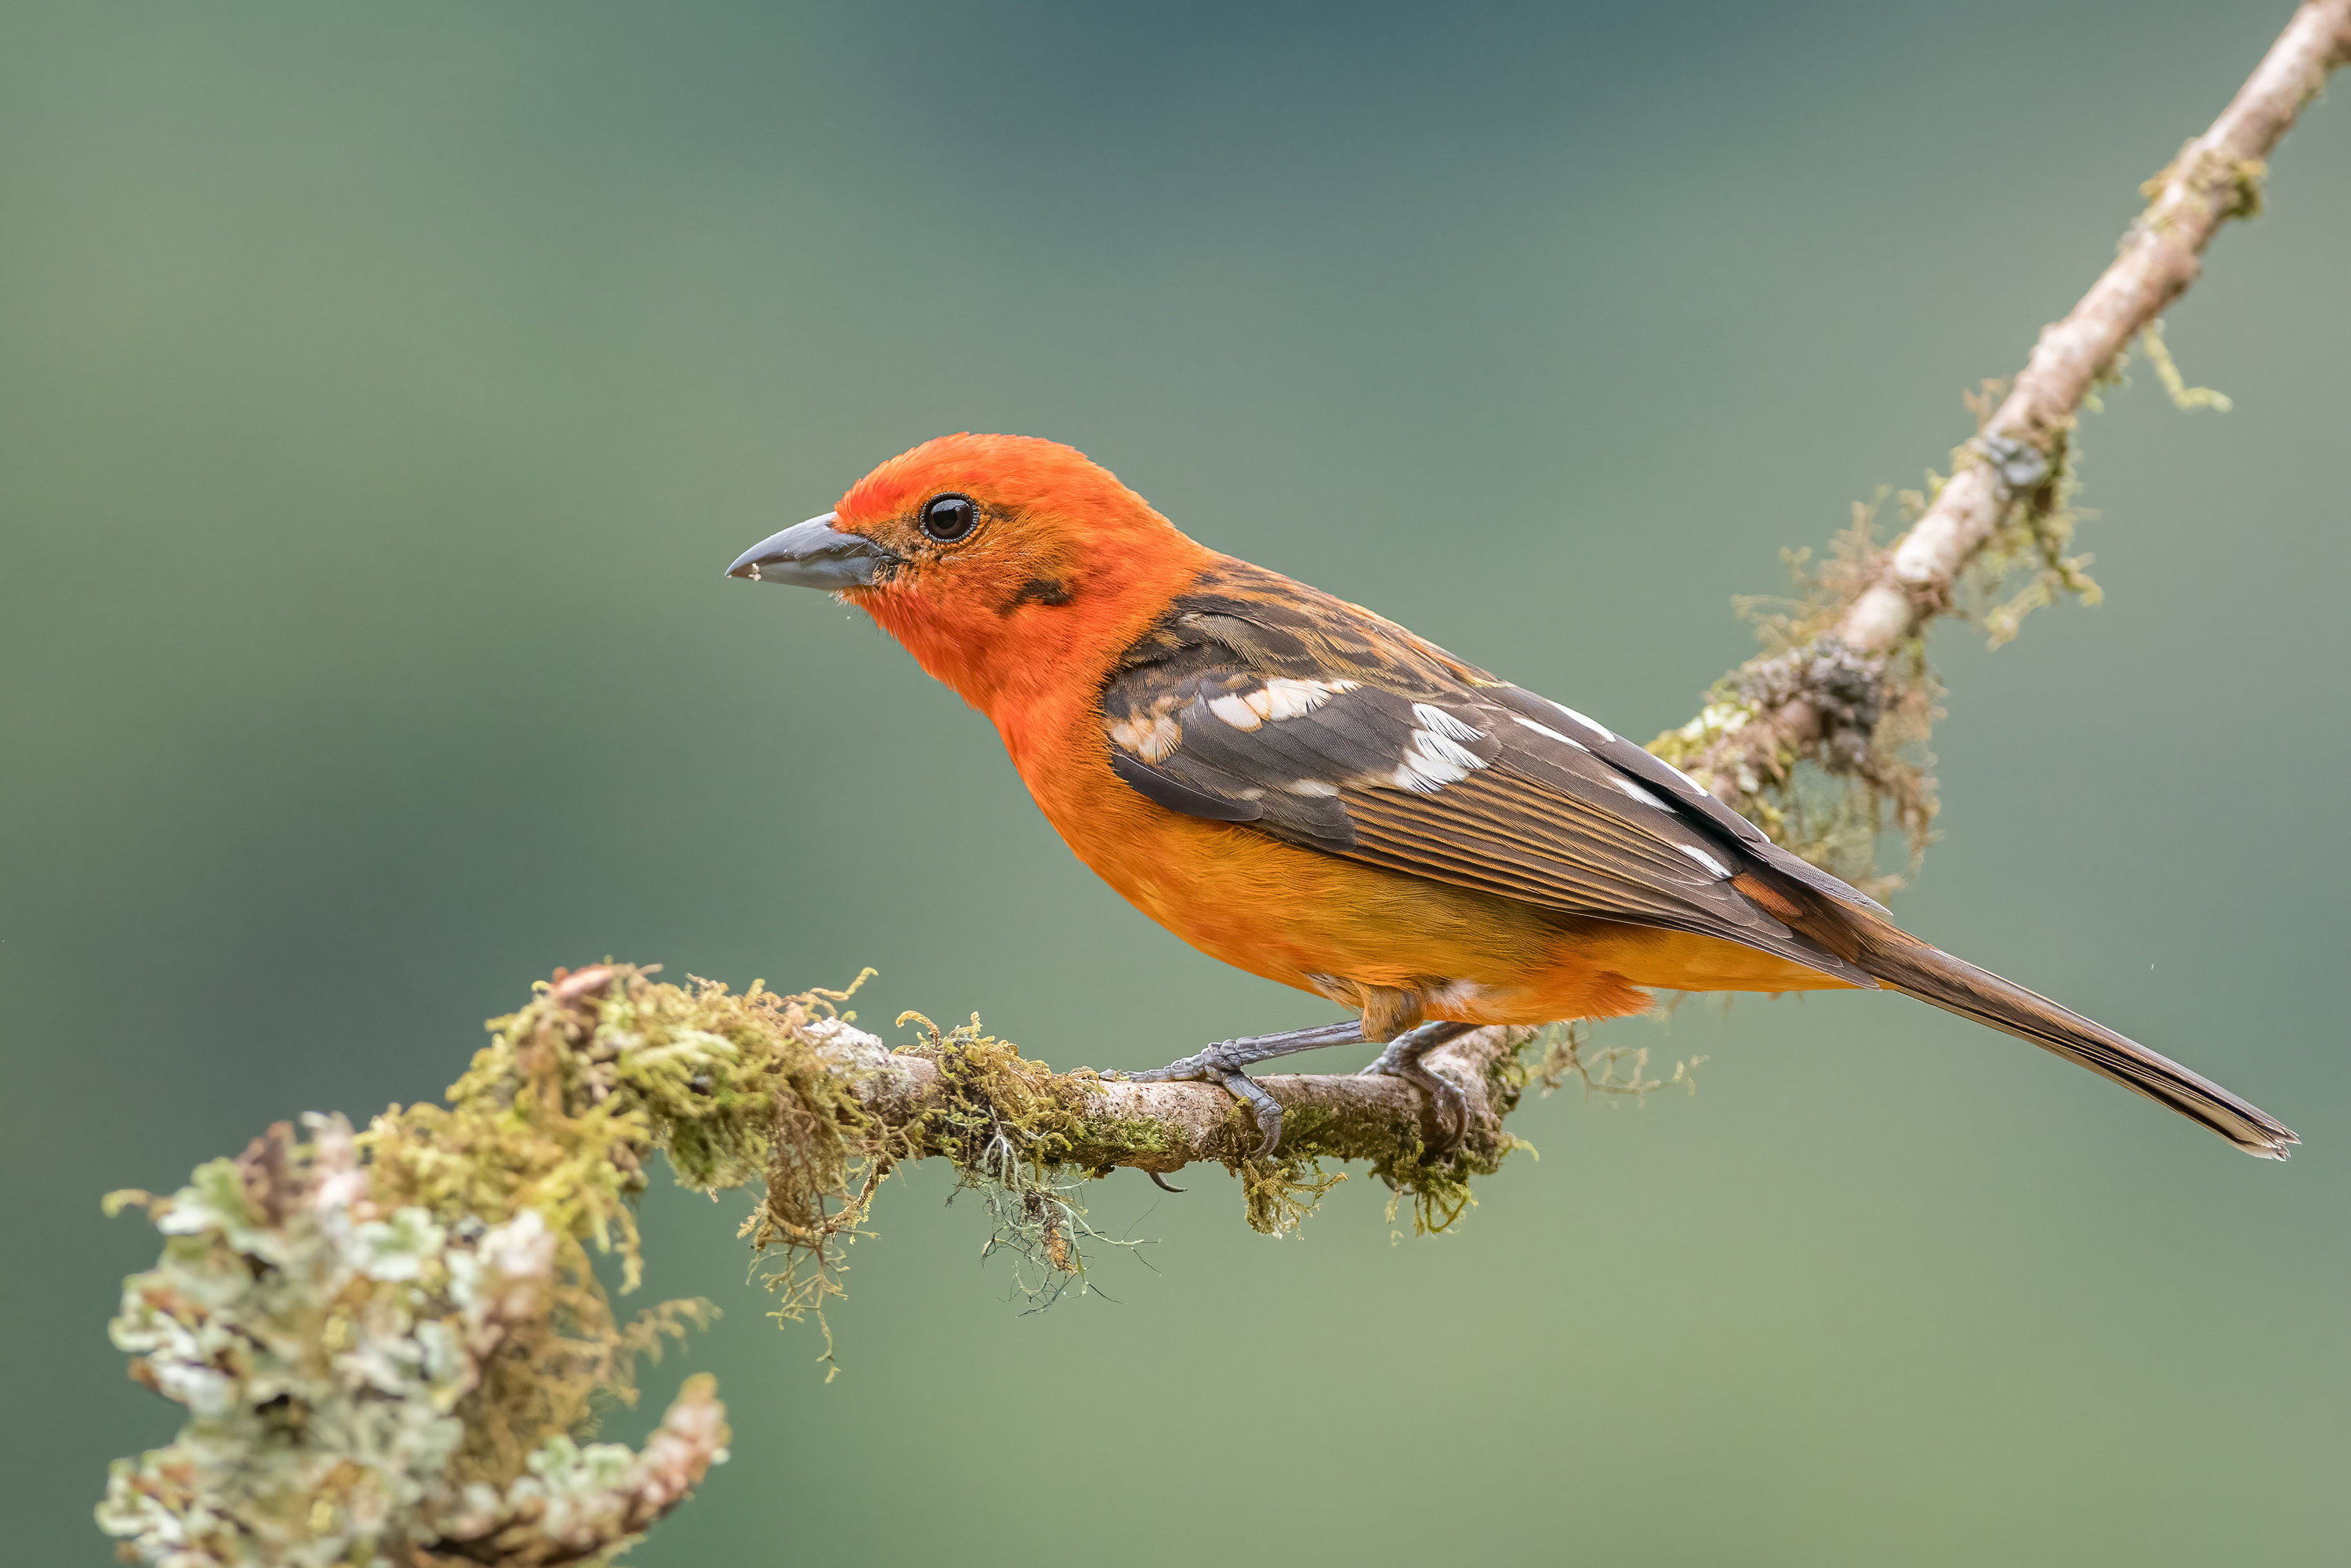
[1041, 780, 1852, 1028]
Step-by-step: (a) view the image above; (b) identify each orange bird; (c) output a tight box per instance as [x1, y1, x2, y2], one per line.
[726, 433, 2294, 1161]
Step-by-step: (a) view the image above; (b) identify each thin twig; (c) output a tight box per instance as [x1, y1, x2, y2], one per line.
[1664, 0, 2351, 848]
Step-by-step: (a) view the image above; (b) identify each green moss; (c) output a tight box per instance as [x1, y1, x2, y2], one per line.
[891, 1013, 1170, 1302]
[1239, 1154, 1349, 1235]
[2135, 318, 2233, 414]
[898, 1012, 1108, 1164]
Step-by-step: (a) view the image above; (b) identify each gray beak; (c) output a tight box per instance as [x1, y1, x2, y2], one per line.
[724, 513, 902, 589]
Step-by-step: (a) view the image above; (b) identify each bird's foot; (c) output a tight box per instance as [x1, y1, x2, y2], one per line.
[1117, 1044, 1285, 1160]
[1109, 1021, 1365, 1161]
[1356, 1021, 1479, 1154]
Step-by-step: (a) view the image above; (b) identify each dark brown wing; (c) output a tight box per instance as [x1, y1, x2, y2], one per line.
[1101, 557, 1882, 988]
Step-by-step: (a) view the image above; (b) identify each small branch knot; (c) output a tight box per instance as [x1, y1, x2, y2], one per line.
[1736, 636, 1887, 776]
[1970, 432, 2049, 493]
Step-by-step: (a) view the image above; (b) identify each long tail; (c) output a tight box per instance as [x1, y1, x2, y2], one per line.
[1856, 931, 2297, 1159]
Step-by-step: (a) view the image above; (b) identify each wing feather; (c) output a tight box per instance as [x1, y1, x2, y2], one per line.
[1099, 557, 1880, 986]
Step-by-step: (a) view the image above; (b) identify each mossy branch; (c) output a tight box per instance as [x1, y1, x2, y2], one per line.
[1650, 0, 2351, 895]
[96, 962, 1567, 1566]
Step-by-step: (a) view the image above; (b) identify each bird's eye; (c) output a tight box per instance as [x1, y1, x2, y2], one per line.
[921, 494, 979, 543]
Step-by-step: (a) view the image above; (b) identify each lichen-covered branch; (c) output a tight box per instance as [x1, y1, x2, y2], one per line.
[1652, 0, 2351, 893]
[99, 1099, 729, 1568]
[97, 963, 1592, 1566]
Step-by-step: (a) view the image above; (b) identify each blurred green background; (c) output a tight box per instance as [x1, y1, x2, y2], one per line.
[5, 2, 2346, 1562]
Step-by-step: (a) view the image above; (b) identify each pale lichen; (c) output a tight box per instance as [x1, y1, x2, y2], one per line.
[98, 1108, 726, 1568]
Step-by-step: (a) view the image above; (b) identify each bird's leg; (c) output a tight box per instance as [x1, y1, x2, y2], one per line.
[1110, 1020, 1366, 1160]
[1357, 1021, 1479, 1153]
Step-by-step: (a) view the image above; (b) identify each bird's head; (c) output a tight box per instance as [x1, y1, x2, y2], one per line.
[726, 433, 1211, 713]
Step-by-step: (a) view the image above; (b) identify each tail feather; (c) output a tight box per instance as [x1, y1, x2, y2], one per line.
[1860, 935, 2298, 1160]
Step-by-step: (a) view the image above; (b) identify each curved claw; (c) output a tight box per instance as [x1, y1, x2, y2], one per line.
[1358, 1021, 1478, 1154]
[1145, 1169, 1187, 1194]
[1215, 1069, 1285, 1160]
[1392, 1059, 1469, 1153]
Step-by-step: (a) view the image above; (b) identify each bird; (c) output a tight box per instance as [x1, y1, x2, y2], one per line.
[724, 432, 2295, 1163]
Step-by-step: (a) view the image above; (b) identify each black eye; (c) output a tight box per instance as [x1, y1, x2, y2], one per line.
[921, 494, 978, 543]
